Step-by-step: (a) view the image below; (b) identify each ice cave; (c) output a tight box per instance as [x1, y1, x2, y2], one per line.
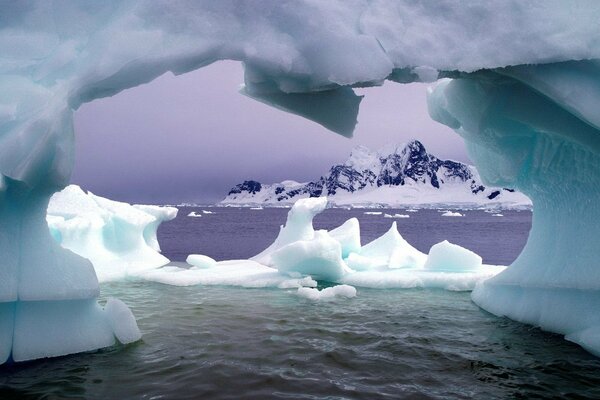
[2, 0, 600, 362]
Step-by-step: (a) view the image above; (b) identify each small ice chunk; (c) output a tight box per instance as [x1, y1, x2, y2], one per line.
[271, 231, 351, 282]
[186, 254, 217, 269]
[328, 218, 361, 258]
[104, 298, 142, 344]
[424, 240, 482, 272]
[492, 213, 504, 217]
[187, 211, 202, 217]
[364, 211, 382, 215]
[202, 210, 214, 214]
[250, 207, 263, 210]
[297, 285, 357, 301]
[441, 211, 464, 217]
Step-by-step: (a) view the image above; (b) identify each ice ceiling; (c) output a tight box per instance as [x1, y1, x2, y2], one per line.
[2, 0, 600, 362]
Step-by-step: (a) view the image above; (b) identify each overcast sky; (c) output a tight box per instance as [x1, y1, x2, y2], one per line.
[72, 61, 468, 204]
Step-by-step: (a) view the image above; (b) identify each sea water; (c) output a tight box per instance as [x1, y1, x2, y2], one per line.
[2, 207, 600, 399]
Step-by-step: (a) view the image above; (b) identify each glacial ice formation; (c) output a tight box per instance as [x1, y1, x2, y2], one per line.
[178, 197, 502, 293]
[2, 0, 600, 361]
[48, 185, 178, 282]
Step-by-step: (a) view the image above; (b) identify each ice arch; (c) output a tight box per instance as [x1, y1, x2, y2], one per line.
[2, 1, 600, 361]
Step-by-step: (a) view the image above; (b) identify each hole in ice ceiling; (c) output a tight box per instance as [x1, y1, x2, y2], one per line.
[72, 61, 466, 204]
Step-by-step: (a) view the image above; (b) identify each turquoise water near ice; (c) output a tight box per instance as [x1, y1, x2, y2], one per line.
[2, 208, 600, 399]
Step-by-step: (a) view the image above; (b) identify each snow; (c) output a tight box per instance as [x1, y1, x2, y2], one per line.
[441, 211, 463, 217]
[297, 285, 357, 301]
[2, 0, 600, 362]
[47, 185, 178, 282]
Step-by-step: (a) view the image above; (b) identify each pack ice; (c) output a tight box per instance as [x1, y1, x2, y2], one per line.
[2, 1, 600, 362]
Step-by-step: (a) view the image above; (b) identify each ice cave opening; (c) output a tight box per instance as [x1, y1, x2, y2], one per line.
[2, 1, 600, 363]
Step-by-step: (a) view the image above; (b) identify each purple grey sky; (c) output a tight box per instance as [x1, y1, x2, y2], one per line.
[72, 61, 468, 204]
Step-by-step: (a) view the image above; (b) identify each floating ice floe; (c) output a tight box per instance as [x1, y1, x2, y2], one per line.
[364, 211, 382, 215]
[250, 207, 264, 210]
[48, 185, 178, 282]
[384, 213, 410, 218]
[492, 213, 504, 217]
[441, 211, 464, 217]
[188, 211, 202, 217]
[167, 197, 503, 292]
[297, 285, 357, 301]
[202, 210, 214, 214]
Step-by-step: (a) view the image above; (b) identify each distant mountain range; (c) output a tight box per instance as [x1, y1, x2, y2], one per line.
[220, 140, 531, 208]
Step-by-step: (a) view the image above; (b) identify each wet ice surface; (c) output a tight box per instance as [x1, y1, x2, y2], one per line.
[4, 207, 598, 399]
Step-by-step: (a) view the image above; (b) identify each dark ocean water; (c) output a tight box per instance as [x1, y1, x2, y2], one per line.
[2, 207, 600, 399]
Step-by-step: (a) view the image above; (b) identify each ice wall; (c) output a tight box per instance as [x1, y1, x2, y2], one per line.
[2, 1, 600, 361]
[428, 64, 600, 355]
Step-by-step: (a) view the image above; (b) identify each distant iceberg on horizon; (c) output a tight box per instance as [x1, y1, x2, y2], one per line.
[220, 140, 531, 209]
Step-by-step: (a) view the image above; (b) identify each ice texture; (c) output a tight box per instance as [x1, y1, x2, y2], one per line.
[424, 240, 483, 272]
[347, 222, 427, 271]
[297, 285, 357, 301]
[328, 218, 361, 258]
[252, 197, 327, 265]
[271, 230, 352, 282]
[2, 0, 600, 361]
[428, 63, 600, 355]
[186, 254, 217, 269]
[165, 198, 500, 294]
[47, 185, 178, 282]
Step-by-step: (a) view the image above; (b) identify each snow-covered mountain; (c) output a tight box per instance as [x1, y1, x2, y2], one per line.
[221, 140, 531, 208]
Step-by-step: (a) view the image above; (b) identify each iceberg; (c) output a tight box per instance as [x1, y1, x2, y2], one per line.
[47, 185, 178, 282]
[271, 230, 352, 282]
[173, 198, 500, 294]
[2, 1, 600, 362]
